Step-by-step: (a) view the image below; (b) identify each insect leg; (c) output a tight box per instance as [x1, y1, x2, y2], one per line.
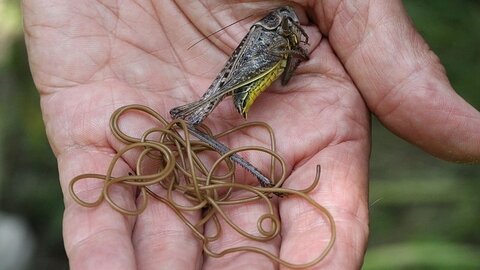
[281, 46, 308, 85]
[187, 124, 274, 187]
[170, 97, 222, 125]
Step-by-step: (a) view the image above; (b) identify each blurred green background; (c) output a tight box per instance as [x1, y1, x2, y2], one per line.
[0, 0, 479, 269]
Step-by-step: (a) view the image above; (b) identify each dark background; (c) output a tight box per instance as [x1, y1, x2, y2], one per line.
[0, 0, 479, 269]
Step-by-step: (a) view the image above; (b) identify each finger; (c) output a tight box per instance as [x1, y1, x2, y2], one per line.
[313, 0, 480, 162]
[132, 186, 203, 270]
[59, 150, 137, 270]
[280, 149, 369, 269]
[202, 191, 280, 270]
[278, 40, 370, 269]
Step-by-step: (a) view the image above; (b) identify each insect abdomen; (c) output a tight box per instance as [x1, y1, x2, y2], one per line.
[233, 59, 287, 118]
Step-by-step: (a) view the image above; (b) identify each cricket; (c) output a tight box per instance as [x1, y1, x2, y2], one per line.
[170, 6, 309, 187]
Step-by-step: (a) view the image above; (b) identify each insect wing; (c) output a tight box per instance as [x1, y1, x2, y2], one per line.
[223, 27, 283, 90]
[169, 29, 255, 124]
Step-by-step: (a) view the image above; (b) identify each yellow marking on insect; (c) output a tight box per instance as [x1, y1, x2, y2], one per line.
[240, 59, 288, 118]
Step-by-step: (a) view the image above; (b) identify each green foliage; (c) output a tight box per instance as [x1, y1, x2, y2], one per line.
[366, 1, 480, 268]
[364, 242, 480, 269]
[0, 1, 66, 269]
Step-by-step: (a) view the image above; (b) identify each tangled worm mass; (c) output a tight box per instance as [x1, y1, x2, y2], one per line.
[69, 104, 335, 268]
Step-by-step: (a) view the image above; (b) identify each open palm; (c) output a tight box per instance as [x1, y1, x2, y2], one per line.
[23, 1, 479, 269]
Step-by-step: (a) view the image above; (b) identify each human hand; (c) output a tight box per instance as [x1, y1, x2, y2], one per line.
[23, 0, 479, 269]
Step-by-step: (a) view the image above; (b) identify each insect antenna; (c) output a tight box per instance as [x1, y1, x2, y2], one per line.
[187, 13, 255, 50]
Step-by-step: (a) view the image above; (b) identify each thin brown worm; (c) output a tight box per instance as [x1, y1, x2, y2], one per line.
[69, 104, 335, 268]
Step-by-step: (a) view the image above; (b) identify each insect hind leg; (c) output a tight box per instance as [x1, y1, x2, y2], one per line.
[170, 98, 221, 125]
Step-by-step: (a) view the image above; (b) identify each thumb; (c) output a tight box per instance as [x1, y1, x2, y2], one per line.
[312, 0, 480, 162]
